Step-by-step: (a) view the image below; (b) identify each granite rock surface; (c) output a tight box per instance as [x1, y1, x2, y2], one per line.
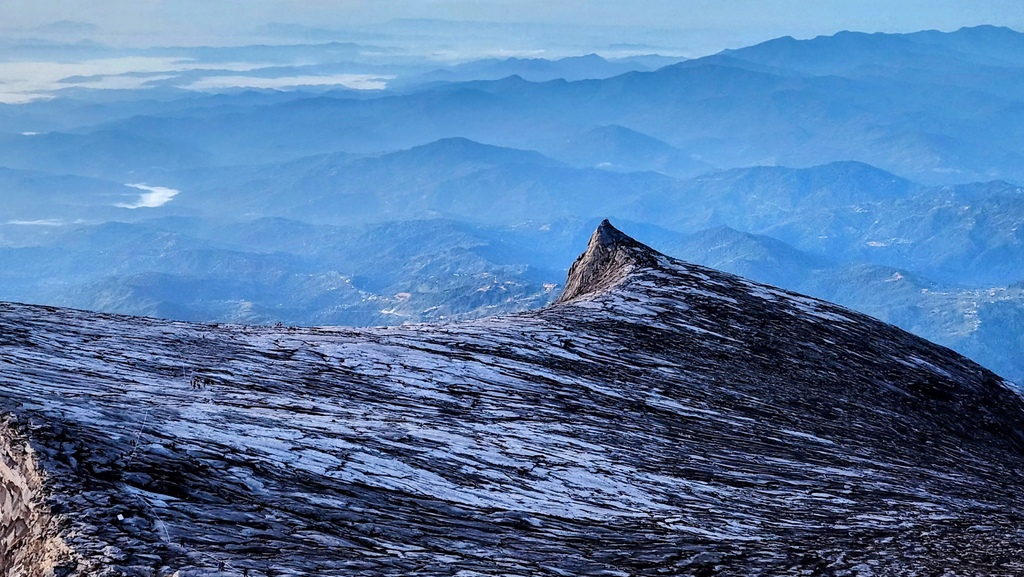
[2, 220, 1024, 576]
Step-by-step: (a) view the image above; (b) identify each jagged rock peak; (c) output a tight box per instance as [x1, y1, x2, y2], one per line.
[556, 219, 662, 303]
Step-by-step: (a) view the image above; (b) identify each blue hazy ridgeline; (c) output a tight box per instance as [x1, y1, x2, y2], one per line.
[0, 26, 1022, 385]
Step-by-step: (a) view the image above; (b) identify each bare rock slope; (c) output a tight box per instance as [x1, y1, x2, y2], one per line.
[3, 220, 1024, 576]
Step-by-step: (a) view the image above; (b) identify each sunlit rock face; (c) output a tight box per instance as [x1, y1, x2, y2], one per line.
[2, 220, 1024, 576]
[1, 421, 71, 577]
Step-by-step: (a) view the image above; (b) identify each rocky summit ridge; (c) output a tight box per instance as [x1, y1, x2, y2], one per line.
[2, 220, 1024, 576]
[556, 219, 659, 304]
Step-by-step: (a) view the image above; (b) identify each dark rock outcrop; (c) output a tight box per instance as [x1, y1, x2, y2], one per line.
[556, 219, 659, 303]
[2, 221, 1023, 576]
[1, 420, 70, 577]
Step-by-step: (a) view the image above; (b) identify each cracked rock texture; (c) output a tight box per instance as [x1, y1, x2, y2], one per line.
[2, 220, 1024, 576]
[1, 420, 70, 577]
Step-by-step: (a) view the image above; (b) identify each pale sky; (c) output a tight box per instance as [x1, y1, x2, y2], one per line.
[3, 0, 1024, 54]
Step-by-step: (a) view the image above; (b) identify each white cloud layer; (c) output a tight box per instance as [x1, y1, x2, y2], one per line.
[185, 74, 394, 91]
[116, 184, 180, 209]
[0, 57, 271, 103]
[5, 219, 64, 226]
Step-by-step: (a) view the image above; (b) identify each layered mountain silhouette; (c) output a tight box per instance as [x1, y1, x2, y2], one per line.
[13, 26, 1014, 184]
[3, 135, 1023, 385]
[398, 54, 679, 87]
[548, 124, 712, 177]
[3, 221, 1022, 575]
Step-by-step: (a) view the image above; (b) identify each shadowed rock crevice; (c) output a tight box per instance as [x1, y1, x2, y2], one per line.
[0, 420, 72, 577]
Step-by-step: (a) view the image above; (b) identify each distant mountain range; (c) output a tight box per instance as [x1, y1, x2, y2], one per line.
[0, 25, 1022, 388]
[79, 138, 1015, 286]
[3, 26, 1024, 183]
[394, 53, 687, 87]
